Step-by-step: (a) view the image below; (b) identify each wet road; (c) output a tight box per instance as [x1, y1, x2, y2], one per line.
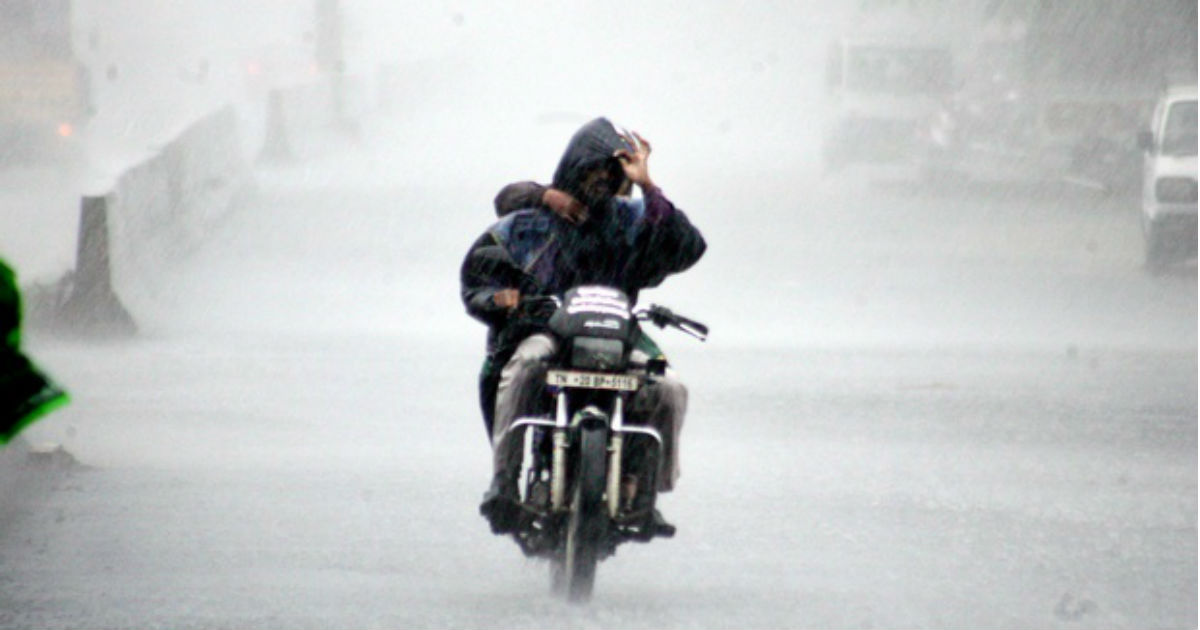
[1, 144, 1195, 628]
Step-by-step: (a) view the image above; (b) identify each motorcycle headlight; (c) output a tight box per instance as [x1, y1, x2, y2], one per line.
[1155, 177, 1198, 203]
[570, 336, 626, 371]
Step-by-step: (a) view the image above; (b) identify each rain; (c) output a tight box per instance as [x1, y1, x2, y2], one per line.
[0, 1, 1196, 627]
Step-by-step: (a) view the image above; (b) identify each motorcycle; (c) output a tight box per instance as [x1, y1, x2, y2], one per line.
[499, 285, 707, 602]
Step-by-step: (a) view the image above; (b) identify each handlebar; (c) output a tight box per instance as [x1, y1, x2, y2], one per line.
[513, 294, 708, 342]
[519, 295, 562, 308]
[637, 305, 708, 342]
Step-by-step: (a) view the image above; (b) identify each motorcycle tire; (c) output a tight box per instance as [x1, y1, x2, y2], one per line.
[556, 425, 608, 602]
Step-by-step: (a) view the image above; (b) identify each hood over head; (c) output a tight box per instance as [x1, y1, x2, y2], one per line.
[551, 117, 636, 212]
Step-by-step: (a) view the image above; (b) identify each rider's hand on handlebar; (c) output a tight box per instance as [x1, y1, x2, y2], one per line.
[492, 289, 520, 313]
[542, 188, 588, 225]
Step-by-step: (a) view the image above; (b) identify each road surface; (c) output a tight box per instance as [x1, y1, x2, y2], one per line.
[1, 124, 1195, 628]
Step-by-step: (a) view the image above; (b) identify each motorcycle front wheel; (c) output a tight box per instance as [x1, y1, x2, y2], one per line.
[551, 425, 608, 602]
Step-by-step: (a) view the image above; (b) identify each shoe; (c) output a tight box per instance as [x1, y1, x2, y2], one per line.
[479, 472, 520, 534]
[650, 508, 676, 538]
[627, 487, 676, 539]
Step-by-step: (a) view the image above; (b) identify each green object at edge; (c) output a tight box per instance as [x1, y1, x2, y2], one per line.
[0, 259, 69, 445]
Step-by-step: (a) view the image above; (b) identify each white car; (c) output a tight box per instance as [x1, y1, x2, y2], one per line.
[1138, 84, 1197, 271]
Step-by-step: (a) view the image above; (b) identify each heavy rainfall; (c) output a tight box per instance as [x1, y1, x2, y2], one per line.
[0, 0, 1195, 627]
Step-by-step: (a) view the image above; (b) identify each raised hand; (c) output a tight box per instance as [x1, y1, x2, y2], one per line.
[613, 131, 654, 190]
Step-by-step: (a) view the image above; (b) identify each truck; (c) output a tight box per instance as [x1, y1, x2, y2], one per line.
[821, 34, 955, 174]
[0, 0, 91, 165]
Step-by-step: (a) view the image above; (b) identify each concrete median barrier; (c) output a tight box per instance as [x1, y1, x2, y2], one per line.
[40, 105, 252, 336]
[57, 195, 135, 335]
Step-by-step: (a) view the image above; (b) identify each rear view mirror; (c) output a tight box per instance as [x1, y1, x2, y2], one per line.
[1137, 130, 1154, 152]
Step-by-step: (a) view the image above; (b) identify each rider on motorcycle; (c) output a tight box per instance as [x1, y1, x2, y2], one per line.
[459, 118, 707, 533]
[465, 182, 587, 442]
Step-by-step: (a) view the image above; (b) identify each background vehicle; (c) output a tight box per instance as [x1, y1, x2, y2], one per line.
[914, 0, 1190, 195]
[0, 0, 91, 165]
[920, 85, 1151, 193]
[1137, 83, 1197, 271]
[501, 286, 706, 602]
[821, 35, 955, 173]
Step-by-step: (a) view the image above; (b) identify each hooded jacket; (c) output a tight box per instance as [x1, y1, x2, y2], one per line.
[551, 117, 634, 206]
[460, 118, 707, 357]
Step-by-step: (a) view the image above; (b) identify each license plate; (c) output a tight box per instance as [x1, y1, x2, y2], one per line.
[546, 370, 639, 391]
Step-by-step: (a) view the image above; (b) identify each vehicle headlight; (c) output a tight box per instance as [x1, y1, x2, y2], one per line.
[1155, 177, 1198, 203]
[570, 336, 626, 371]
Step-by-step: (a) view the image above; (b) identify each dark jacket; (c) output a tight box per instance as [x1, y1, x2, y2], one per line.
[461, 118, 707, 358]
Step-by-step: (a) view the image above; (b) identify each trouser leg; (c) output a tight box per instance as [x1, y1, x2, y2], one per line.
[630, 370, 688, 492]
[478, 358, 499, 443]
[492, 333, 557, 476]
[627, 337, 689, 493]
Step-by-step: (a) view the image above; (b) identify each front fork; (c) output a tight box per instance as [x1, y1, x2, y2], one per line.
[516, 388, 663, 515]
[549, 392, 624, 517]
[550, 392, 570, 510]
[605, 399, 625, 518]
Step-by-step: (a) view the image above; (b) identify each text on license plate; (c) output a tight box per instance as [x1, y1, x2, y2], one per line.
[546, 370, 639, 391]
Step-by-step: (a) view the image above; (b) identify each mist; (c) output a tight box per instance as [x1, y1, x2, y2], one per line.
[0, 1, 1195, 628]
